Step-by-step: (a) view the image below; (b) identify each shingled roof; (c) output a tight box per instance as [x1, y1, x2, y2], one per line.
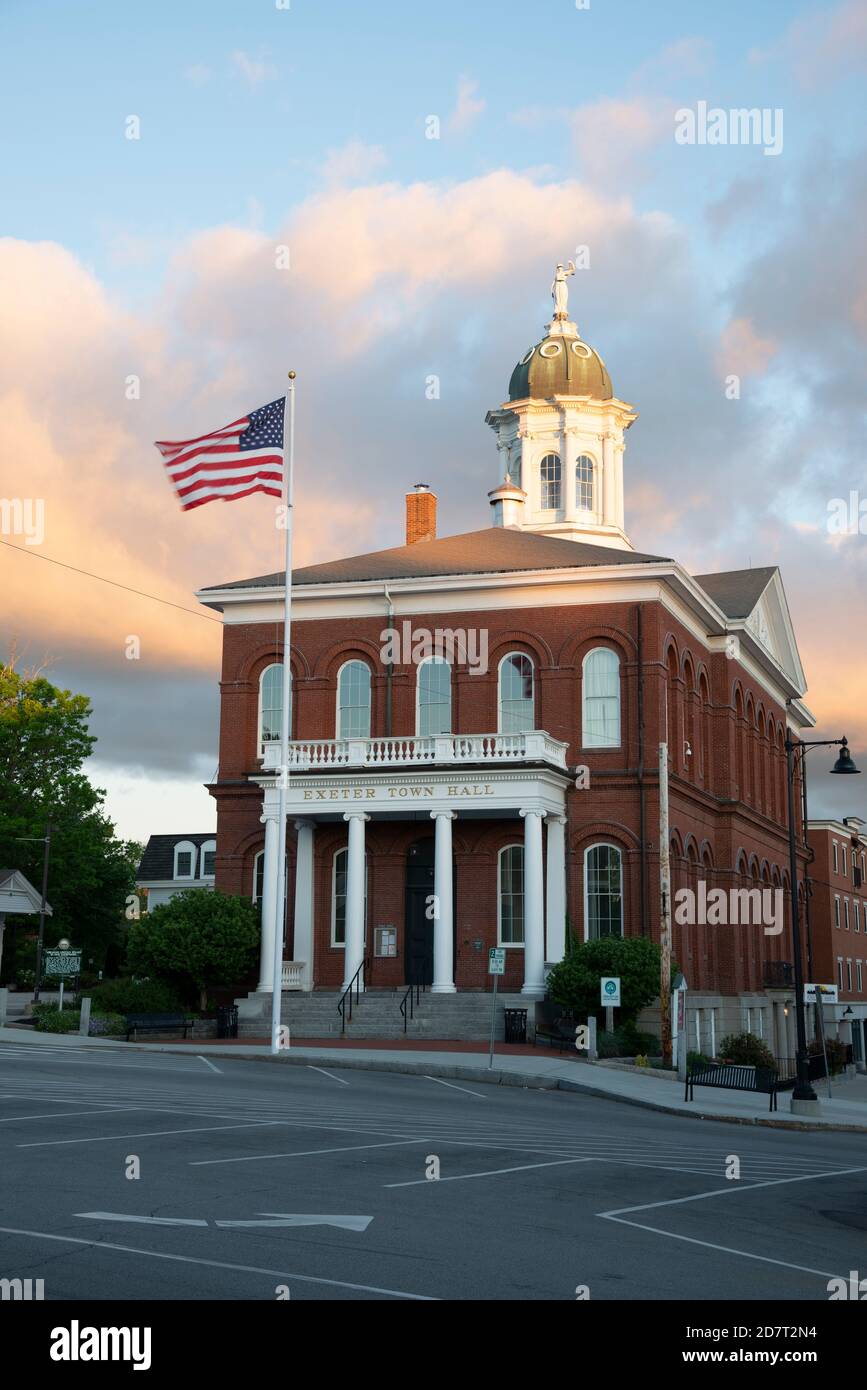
[201, 527, 671, 594]
[694, 567, 777, 619]
[137, 834, 215, 881]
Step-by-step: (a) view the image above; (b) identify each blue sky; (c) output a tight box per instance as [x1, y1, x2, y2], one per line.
[1, 0, 865, 838]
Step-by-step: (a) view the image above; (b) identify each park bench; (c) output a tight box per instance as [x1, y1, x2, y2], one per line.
[685, 1061, 780, 1111]
[125, 1012, 194, 1042]
[533, 1002, 577, 1052]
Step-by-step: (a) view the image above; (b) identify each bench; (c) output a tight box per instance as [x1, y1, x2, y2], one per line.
[125, 1012, 194, 1042]
[685, 1062, 780, 1111]
[533, 1002, 577, 1053]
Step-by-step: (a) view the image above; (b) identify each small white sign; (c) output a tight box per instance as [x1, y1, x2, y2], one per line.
[600, 976, 621, 1006]
[804, 982, 838, 1005]
[488, 947, 506, 976]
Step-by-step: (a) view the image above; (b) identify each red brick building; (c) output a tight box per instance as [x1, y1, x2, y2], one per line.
[199, 287, 815, 1045]
[806, 818, 867, 1068]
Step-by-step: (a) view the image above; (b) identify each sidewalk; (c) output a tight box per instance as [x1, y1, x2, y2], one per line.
[2, 1025, 866, 1131]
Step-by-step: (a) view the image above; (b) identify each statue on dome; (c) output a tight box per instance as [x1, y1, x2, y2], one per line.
[551, 261, 576, 319]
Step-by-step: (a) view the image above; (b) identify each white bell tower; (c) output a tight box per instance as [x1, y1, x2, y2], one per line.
[485, 270, 638, 550]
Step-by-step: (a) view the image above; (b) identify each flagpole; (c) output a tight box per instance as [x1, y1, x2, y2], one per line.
[270, 373, 296, 1055]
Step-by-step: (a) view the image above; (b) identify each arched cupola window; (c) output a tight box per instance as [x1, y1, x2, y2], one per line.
[575, 455, 594, 512]
[540, 453, 561, 510]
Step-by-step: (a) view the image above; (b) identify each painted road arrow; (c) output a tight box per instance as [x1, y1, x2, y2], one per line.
[76, 1212, 373, 1232]
[214, 1213, 373, 1232]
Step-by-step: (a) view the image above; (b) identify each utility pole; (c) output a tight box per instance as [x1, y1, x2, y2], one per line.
[33, 823, 52, 1004]
[659, 743, 672, 1067]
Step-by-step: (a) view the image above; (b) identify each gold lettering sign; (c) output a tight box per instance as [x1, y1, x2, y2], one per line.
[301, 782, 495, 801]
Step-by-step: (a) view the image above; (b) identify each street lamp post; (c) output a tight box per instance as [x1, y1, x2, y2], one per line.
[784, 734, 859, 1108]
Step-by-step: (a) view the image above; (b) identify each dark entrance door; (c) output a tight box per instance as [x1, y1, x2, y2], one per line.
[404, 837, 455, 986]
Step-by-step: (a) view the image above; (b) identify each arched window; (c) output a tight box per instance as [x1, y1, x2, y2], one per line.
[498, 653, 535, 733]
[507, 451, 521, 489]
[575, 454, 594, 511]
[582, 647, 621, 747]
[498, 845, 524, 945]
[417, 656, 451, 736]
[331, 846, 368, 946]
[173, 839, 197, 880]
[259, 663, 292, 753]
[337, 660, 371, 739]
[584, 844, 623, 939]
[540, 453, 561, 510]
[200, 839, 216, 878]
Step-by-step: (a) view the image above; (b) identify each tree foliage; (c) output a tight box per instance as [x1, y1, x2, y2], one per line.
[127, 889, 259, 1010]
[0, 659, 140, 975]
[545, 935, 677, 1024]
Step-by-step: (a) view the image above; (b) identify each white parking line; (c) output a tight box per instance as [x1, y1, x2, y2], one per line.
[423, 1075, 486, 1099]
[602, 1214, 842, 1282]
[385, 1156, 596, 1187]
[197, 1056, 222, 1074]
[0, 1106, 141, 1124]
[190, 1137, 432, 1167]
[307, 1065, 349, 1086]
[18, 1120, 285, 1148]
[598, 1165, 867, 1218]
[0, 1225, 436, 1300]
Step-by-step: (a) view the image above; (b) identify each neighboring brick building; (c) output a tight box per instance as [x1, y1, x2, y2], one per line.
[198, 282, 815, 1045]
[806, 817, 867, 1069]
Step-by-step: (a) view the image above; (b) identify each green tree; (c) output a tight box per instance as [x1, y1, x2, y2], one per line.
[545, 935, 678, 1025]
[0, 658, 139, 975]
[127, 889, 259, 1010]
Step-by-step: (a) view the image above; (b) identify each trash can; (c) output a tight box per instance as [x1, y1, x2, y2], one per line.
[504, 1007, 528, 1044]
[216, 1005, 239, 1039]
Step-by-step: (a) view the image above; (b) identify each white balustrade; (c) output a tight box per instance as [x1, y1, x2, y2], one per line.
[263, 730, 568, 773]
[281, 961, 305, 990]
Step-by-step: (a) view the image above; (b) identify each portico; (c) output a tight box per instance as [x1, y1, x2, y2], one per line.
[253, 734, 570, 999]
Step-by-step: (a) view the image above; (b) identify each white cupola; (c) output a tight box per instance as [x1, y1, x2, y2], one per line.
[485, 266, 638, 550]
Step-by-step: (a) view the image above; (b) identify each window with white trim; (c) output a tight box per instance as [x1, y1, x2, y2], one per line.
[837, 957, 844, 988]
[858, 960, 863, 993]
[331, 846, 368, 946]
[173, 840, 197, 879]
[584, 844, 623, 939]
[575, 454, 594, 511]
[417, 656, 451, 736]
[847, 959, 853, 991]
[842, 844, 848, 877]
[582, 647, 621, 748]
[259, 663, 292, 754]
[253, 850, 264, 904]
[337, 660, 372, 739]
[201, 839, 216, 878]
[834, 896, 841, 928]
[833, 840, 839, 873]
[845, 898, 851, 930]
[498, 653, 534, 733]
[498, 845, 524, 945]
[855, 900, 861, 933]
[540, 453, 561, 510]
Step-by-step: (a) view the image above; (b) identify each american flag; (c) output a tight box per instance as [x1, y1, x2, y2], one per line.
[155, 397, 285, 512]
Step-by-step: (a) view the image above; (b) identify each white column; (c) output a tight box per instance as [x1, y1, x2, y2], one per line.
[431, 811, 457, 993]
[545, 815, 567, 966]
[602, 431, 615, 527]
[342, 813, 368, 992]
[257, 810, 279, 992]
[614, 442, 625, 530]
[293, 820, 315, 992]
[563, 425, 577, 523]
[520, 809, 545, 997]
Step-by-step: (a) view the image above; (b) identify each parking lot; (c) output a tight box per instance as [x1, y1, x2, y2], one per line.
[1, 1039, 865, 1301]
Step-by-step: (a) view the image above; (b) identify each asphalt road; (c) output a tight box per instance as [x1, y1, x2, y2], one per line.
[1, 1039, 865, 1302]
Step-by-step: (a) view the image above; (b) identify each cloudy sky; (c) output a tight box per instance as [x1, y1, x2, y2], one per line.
[1, 0, 865, 840]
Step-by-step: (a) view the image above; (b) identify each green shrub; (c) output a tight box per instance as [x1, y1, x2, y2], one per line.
[546, 935, 678, 1026]
[687, 1051, 710, 1069]
[127, 889, 259, 1010]
[809, 1038, 847, 1076]
[33, 1009, 82, 1034]
[89, 977, 185, 1016]
[87, 1012, 126, 1037]
[718, 1032, 776, 1069]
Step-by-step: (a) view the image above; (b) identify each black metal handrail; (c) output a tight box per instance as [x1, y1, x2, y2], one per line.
[399, 964, 429, 1033]
[337, 957, 368, 1034]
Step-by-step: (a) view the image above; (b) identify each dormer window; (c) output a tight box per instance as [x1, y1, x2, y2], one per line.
[174, 840, 197, 880]
[540, 453, 561, 510]
[201, 840, 216, 878]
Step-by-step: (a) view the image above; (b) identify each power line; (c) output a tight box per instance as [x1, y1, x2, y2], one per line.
[0, 538, 222, 624]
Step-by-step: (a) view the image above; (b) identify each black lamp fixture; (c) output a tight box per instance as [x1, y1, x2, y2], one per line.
[784, 733, 860, 1104]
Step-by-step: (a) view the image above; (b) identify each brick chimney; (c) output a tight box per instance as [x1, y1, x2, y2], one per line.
[405, 483, 437, 544]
